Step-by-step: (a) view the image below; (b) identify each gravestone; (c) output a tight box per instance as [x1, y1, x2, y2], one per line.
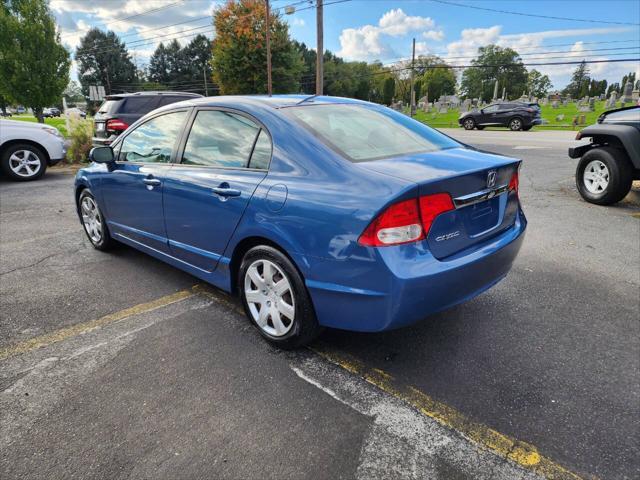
[632, 89, 640, 102]
[461, 99, 472, 113]
[588, 97, 595, 111]
[438, 106, 448, 114]
[555, 114, 565, 122]
[606, 91, 617, 109]
[552, 100, 559, 109]
[621, 81, 633, 103]
[578, 114, 586, 125]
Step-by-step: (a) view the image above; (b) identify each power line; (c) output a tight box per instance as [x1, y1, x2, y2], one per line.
[426, 0, 640, 26]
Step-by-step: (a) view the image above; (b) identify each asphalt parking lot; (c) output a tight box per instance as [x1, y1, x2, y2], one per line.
[1, 129, 638, 480]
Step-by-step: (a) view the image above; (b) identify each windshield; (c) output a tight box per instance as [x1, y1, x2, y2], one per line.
[285, 104, 461, 162]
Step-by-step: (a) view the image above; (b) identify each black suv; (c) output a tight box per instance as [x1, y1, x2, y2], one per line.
[569, 106, 640, 205]
[93, 91, 202, 146]
[458, 102, 542, 131]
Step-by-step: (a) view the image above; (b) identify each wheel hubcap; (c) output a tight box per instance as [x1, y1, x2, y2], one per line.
[244, 259, 295, 337]
[583, 160, 610, 194]
[8, 150, 42, 177]
[512, 120, 521, 130]
[465, 120, 473, 128]
[81, 196, 103, 243]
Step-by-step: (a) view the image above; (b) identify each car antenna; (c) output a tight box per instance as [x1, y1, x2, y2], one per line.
[296, 94, 320, 106]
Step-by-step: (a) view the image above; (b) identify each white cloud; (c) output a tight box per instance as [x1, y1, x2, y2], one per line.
[337, 8, 439, 61]
[422, 30, 444, 42]
[378, 9, 434, 36]
[290, 18, 305, 28]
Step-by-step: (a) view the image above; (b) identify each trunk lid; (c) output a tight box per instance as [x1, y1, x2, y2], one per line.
[359, 147, 521, 259]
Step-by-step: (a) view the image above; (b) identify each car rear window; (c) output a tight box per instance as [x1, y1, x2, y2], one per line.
[120, 96, 161, 114]
[285, 104, 460, 162]
[97, 99, 123, 114]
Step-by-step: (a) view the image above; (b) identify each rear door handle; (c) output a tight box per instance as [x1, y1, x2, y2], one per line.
[212, 185, 241, 197]
[143, 178, 161, 186]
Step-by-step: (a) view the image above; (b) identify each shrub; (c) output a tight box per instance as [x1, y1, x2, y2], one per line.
[66, 117, 92, 164]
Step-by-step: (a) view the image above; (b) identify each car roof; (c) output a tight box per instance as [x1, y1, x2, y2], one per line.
[158, 94, 370, 110]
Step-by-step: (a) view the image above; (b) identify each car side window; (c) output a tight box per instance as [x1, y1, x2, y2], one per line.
[118, 110, 188, 163]
[498, 104, 513, 111]
[248, 130, 272, 169]
[483, 105, 499, 113]
[182, 110, 268, 169]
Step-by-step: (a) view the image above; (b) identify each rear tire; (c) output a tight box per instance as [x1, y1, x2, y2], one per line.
[575, 147, 633, 205]
[1, 143, 47, 181]
[239, 246, 322, 349]
[509, 117, 523, 131]
[462, 118, 476, 130]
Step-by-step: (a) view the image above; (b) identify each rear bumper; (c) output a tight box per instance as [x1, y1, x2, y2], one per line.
[527, 118, 542, 126]
[298, 210, 527, 332]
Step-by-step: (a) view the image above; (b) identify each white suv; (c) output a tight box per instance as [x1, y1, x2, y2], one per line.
[0, 119, 68, 181]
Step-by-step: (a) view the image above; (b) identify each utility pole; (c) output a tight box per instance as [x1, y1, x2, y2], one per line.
[409, 37, 416, 117]
[316, 0, 323, 95]
[265, 0, 272, 96]
[203, 66, 209, 96]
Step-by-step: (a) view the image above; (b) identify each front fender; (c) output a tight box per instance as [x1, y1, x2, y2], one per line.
[575, 125, 640, 168]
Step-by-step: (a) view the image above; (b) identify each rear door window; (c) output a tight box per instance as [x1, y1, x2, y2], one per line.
[181, 110, 269, 169]
[158, 96, 190, 107]
[118, 110, 188, 163]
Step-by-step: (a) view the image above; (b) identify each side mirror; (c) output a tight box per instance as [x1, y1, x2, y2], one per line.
[89, 146, 114, 164]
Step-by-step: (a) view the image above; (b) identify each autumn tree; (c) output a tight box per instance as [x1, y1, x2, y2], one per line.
[211, 0, 303, 94]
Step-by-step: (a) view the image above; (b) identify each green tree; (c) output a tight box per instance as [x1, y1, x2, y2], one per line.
[562, 61, 590, 98]
[459, 45, 528, 102]
[148, 43, 171, 84]
[382, 76, 395, 105]
[606, 82, 620, 96]
[63, 80, 85, 103]
[420, 58, 456, 102]
[0, 0, 70, 122]
[75, 28, 136, 96]
[211, 0, 303, 94]
[183, 34, 213, 88]
[527, 69, 552, 98]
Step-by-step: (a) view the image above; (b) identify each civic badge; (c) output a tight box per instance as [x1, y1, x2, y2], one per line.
[487, 170, 497, 188]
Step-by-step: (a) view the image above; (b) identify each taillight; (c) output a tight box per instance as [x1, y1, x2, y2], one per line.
[358, 198, 424, 246]
[106, 118, 128, 132]
[419, 193, 455, 236]
[358, 193, 454, 247]
[508, 171, 519, 194]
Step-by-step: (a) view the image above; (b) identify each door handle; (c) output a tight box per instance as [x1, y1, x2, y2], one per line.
[143, 177, 161, 186]
[212, 185, 241, 197]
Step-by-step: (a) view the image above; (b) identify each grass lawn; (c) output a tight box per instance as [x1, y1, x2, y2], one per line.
[3, 115, 70, 137]
[414, 100, 615, 131]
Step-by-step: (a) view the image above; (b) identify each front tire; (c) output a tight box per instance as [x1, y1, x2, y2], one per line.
[462, 118, 476, 130]
[78, 189, 114, 250]
[239, 246, 322, 349]
[575, 147, 633, 205]
[1, 143, 47, 181]
[509, 117, 523, 131]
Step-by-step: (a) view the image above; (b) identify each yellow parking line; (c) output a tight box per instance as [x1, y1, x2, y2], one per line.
[311, 344, 586, 480]
[0, 287, 197, 361]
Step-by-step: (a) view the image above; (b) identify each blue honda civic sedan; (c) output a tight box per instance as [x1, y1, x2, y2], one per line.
[75, 95, 526, 348]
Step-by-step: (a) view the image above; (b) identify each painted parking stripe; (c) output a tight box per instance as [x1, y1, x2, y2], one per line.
[307, 344, 585, 480]
[0, 287, 198, 361]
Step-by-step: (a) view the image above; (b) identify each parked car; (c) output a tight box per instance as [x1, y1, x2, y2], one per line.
[459, 102, 542, 131]
[0, 111, 12, 117]
[0, 119, 68, 181]
[569, 106, 640, 205]
[92, 91, 202, 146]
[75, 95, 526, 348]
[43, 107, 61, 118]
[16, 106, 26, 115]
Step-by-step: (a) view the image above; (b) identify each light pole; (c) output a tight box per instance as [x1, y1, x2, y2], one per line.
[316, 0, 323, 95]
[265, 0, 272, 96]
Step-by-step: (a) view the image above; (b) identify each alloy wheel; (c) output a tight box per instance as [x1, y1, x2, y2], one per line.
[244, 259, 295, 337]
[464, 119, 475, 130]
[81, 196, 103, 244]
[583, 160, 610, 194]
[8, 149, 42, 178]
[510, 119, 522, 131]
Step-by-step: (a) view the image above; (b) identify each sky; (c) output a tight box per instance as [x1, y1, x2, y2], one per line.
[50, 0, 640, 91]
